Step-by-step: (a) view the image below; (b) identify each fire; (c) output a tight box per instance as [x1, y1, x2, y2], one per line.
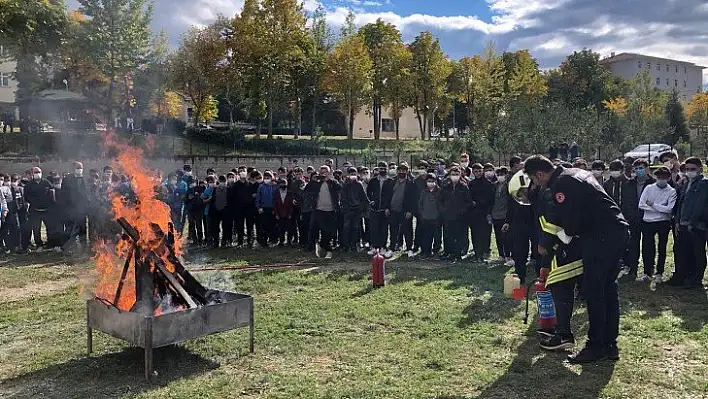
[92, 133, 184, 312]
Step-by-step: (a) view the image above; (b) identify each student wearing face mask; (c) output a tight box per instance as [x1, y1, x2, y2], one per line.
[440, 166, 472, 263]
[288, 167, 306, 246]
[164, 173, 185, 235]
[417, 173, 442, 259]
[412, 161, 431, 253]
[491, 167, 512, 264]
[602, 160, 625, 206]
[365, 162, 394, 257]
[200, 176, 218, 247]
[45, 175, 66, 252]
[61, 161, 89, 252]
[468, 163, 493, 261]
[338, 168, 369, 252]
[619, 159, 655, 279]
[590, 160, 606, 184]
[232, 171, 251, 247]
[274, 178, 296, 246]
[388, 164, 417, 257]
[669, 157, 708, 289]
[637, 167, 677, 284]
[23, 167, 54, 251]
[308, 165, 342, 259]
[4, 174, 25, 253]
[0, 174, 10, 252]
[459, 153, 471, 178]
[256, 171, 278, 247]
[184, 176, 204, 246]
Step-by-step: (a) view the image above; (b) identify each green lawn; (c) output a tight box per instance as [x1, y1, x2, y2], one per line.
[0, 247, 706, 398]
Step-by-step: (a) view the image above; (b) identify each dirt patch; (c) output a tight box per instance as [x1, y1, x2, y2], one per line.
[1, 278, 77, 302]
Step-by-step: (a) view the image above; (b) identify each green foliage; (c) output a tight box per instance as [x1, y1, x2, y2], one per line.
[410, 31, 452, 140]
[664, 90, 690, 145]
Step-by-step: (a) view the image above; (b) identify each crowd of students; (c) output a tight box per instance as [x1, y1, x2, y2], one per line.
[0, 151, 705, 293]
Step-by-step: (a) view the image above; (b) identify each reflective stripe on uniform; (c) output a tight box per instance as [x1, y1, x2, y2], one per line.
[546, 258, 583, 286]
[540, 215, 561, 236]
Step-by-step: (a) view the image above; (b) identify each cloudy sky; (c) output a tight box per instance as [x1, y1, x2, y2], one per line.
[66, 0, 708, 82]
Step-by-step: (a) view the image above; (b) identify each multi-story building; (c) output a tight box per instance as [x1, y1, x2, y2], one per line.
[0, 45, 19, 123]
[600, 52, 705, 101]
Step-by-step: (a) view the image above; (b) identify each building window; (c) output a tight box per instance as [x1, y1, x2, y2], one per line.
[0, 72, 9, 87]
[684, 66, 687, 74]
[647, 62, 651, 69]
[666, 78, 669, 86]
[684, 80, 687, 88]
[637, 61, 642, 68]
[675, 79, 678, 87]
[675, 66, 678, 73]
[666, 64, 669, 72]
[656, 78, 660, 86]
[656, 64, 660, 71]
[381, 118, 395, 133]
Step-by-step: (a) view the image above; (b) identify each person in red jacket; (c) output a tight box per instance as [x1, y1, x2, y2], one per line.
[274, 178, 295, 246]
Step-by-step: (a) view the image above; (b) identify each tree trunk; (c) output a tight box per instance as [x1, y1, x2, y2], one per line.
[422, 113, 428, 141]
[296, 96, 302, 139]
[395, 118, 400, 141]
[311, 92, 317, 138]
[372, 101, 380, 140]
[416, 108, 425, 140]
[345, 101, 352, 140]
[267, 96, 274, 139]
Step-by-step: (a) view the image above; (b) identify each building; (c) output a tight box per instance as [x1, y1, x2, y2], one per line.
[352, 107, 421, 139]
[600, 52, 705, 101]
[0, 45, 19, 123]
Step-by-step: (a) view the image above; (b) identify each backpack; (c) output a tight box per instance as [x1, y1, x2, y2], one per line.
[213, 185, 228, 211]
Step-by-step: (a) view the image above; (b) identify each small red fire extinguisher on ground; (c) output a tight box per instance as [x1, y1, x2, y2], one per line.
[372, 249, 386, 288]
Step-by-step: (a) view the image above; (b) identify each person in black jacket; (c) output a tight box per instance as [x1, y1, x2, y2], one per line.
[468, 163, 495, 260]
[288, 167, 306, 246]
[440, 166, 472, 263]
[61, 161, 90, 252]
[24, 167, 54, 250]
[602, 160, 625, 206]
[388, 164, 418, 257]
[340, 167, 370, 252]
[233, 171, 255, 247]
[366, 162, 394, 257]
[307, 165, 341, 259]
[620, 158, 655, 279]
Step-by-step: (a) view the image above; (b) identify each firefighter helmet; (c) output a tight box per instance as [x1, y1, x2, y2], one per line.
[508, 169, 532, 206]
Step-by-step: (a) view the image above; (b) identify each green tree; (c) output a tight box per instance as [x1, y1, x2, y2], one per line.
[323, 35, 373, 139]
[77, 0, 153, 121]
[169, 25, 221, 126]
[506, 49, 547, 101]
[382, 43, 413, 140]
[306, 5, 334, 135]
[548, 48, 615, 112]
[410, 31, 451, 140]
[359, 19, 404, 140]
[664, 90, 690, 146]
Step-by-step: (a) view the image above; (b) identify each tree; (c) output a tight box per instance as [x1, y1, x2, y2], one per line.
[197, 95, 219, 124]
[323, 35, 373, 139]
[305, 5, 334, 135]
[170, 25, 221, 126]
[548, 48, 616, 113]
[382, 43, 413, 140]
[149, 90, 182, 133]
[687, 93, 708, 155]
[359, 19, 404, 140]
[506, 50, 547, 101]
[664, 90, 689, 145]
[77, 0, 153, 121]
[410, 31, 451, 140]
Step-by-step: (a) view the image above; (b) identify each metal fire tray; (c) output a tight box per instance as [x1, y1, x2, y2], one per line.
[86, 291, 254, 380]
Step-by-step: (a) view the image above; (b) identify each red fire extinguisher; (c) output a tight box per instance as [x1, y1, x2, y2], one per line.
[372, 250, 386, 288]
[534, 279, 557, 331]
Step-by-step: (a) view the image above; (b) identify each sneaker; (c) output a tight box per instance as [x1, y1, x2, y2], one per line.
[315, 243, 322, 258]
[504, 259, 515, 267]
[567, 346, 605, 364]
[636, 274, 651, 282]
[536, 328, 555, 338]
[324, 251, 332, 259]
[367, 248, 376, 256]
[540, 335, 575, 352]
[653, 274, 663, 283]
[406, 250, 415, 258]
[383, 249, 393, 258]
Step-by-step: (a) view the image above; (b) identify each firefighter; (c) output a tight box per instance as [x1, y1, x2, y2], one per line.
[524, 155, 629, 364]
[537, 186, 584, 352]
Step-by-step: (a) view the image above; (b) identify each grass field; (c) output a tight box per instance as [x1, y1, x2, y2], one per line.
[1, 246, 707, 399]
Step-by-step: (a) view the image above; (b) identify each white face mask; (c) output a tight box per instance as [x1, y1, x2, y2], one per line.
[610, 171, 622, 178]
[686, 171, 698, 179]
[256, 179, 263, 184]
[656, 179, 669, 188]
[496, 175, 506, 183]
[75, 169, 83, 177]
[388, 169, 397, 178]
[239, 172, 247, 179]
[460, 162, 469, 169]
[363, 173, 371, 182]
[426, 182, 436, 189]
[228, 178, 236, 184]
[209, 183, 216, 188]
[484, 171, 495, 179]
[264, 178, 272, 184]
[184, 171, 192, 177]
[54, 184, 61, 189]
[33, 173, 42, 180]
[418, 169, 426, 176]
[450, 175, 460, 183]
[349, 175, 358, 181]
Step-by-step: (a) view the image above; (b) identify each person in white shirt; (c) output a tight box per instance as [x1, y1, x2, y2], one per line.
[638, 167, 677, 283]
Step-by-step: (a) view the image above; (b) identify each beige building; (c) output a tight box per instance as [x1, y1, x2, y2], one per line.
[600, 52, 705, 101]
[0, 45, 19, 122]
[352, 106, 421, 139]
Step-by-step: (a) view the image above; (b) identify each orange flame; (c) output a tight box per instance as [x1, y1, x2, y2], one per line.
[92, 133, 184, 312]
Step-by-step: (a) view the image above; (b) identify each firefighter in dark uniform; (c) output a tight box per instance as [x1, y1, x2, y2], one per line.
[524, 155, 629, 364]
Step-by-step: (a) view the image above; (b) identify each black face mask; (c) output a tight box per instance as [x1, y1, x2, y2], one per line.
[379, 171, 387, 177]
[318, 175, 325, 181]
[397, 173, 407, 179]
